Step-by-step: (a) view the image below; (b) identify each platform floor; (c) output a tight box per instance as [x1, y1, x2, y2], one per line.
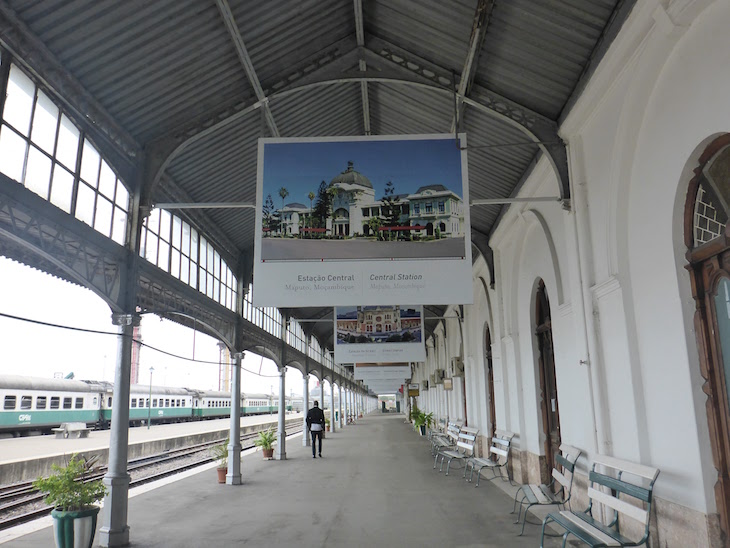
[2, 413, 565, 547]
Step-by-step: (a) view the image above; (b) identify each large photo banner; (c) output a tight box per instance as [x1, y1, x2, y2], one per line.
[334, 305, 426, 364]
[252, 134, 472, 306]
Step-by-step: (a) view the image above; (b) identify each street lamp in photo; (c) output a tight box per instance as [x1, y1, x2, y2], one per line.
[147, 366, 154, 430]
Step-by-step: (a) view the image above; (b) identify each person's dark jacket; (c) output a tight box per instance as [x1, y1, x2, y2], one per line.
[306, 406, 325, 431]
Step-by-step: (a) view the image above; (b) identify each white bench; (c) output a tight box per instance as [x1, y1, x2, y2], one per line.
[464, 429, 514, 486]
[434, 426, 479, 476]
[53, 422, 91, 439]
[540, 455, 660, 548]
[429, 421, 461, 456]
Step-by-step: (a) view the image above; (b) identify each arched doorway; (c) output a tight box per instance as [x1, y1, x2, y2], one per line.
[485, 325, 497, 442]
[426, 222, 433, 236]
[685, 134, 730, 537]
[536, 279, 560, 479]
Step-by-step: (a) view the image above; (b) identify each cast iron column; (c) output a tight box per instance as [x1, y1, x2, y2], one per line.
[302, 374, 310, 447]
[338, 384, 343, 428]
[276, 366, 286, 460]
[99, 312, 138, 547]
[227, 351, 242, 484]
[329, 381, 336, 433]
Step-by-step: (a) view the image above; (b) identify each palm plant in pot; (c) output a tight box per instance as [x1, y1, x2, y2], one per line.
[254, 427, 276, 459]
[413, 411, 434, 436]
[211, 439, 228, 483]
[33, 453, 107, 548]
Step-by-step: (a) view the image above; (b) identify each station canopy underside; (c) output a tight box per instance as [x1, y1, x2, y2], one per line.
[0, 0, 635, 353]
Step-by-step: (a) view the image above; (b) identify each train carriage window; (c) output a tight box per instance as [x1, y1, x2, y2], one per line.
[92, 397, 97, 406]
[4, 396, 16, 410]
[131, 399, 137, 408]
[21, 395, 32, 409]
[63, 397, 72, 409]
[165, 399, 170, 407]
[51, 397, 60, 409]
[145, 398, 149, 407]
[75, 398, 83, 409]
[108, 397, 112, 407]
[36, 396, 47, 409]
[153, 399, 158, 407]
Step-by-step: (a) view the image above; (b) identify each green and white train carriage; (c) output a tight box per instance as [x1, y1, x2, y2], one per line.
[0, 375, 103, 435]
[119, 384, 195, 426]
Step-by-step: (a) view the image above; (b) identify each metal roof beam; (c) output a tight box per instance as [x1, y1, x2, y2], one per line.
[353, 0, 371, 135]
[451, 0, 494, 133]
[214, 0, 279, 137]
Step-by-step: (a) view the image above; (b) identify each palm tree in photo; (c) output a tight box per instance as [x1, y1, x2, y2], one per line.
[308, 191, 315, 229]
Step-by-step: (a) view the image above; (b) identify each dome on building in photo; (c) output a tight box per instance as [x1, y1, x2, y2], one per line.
[329, 161, 373, 189]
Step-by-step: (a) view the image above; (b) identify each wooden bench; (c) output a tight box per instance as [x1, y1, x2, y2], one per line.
[465, 429, 514, 487]
[429, 421, 462, 456]
[513, 444, 582, 535]
[52, 422, 91, 439]
[540, 455, 660, 548]
[434, 426, 479, 476]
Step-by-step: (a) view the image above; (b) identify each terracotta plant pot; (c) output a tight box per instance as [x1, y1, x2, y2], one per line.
[263, 448, 274, 459]
[217, 467, 227, 483]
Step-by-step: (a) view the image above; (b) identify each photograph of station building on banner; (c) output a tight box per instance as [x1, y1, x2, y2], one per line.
[264, 161, 465, 241]
[336, 305, 422, 344]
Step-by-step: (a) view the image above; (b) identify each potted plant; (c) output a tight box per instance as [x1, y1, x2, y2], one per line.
[325, 417, 331, 432]
[32, 453, 107, 548]
[211, 440, 228, 483]
[413, 411, 434, 436]
[254, 428, 276, 459]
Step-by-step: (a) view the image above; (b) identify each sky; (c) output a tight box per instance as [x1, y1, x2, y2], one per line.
[261, 136, 465, 208]
[0, 257, 312, 396]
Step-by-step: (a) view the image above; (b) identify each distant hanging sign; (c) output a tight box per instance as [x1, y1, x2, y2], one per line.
[334, 305, 425, 364]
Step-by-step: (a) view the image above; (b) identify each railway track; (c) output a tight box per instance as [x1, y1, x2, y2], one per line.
[0, 425, 302, 531]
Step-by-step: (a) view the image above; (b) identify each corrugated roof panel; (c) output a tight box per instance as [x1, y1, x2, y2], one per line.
[364, 0, 476, 74]
[233, 0, 355, 85]
[270, 83, 363, 137]
[477, 0, 616, 118]
[10, 0, 250, 142]
[369, 83, 452, 136]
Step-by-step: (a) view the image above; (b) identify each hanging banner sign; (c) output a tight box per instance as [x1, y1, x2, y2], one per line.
[408, 383, 420, 397]
[334, 305, 426, 364]
[252, 134, 472, 306]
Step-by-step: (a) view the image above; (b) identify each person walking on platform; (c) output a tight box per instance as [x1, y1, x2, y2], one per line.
[306, 400, 325, 458]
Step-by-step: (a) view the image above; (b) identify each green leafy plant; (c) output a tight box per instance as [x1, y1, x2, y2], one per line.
[254, 428, 277, 451]
[413, 411, 434, 430]
[32, 454, 107, 512]
[211, 439, 229, 468]
[325, 418, 330, 426]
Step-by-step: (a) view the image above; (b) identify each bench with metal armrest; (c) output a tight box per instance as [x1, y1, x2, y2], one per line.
[464, 429, 514, 487]
[429, 421, 461, 456]
[512, 444, 582, 535]
[434, 426, 479, 476]
[540, 454, 660, 548]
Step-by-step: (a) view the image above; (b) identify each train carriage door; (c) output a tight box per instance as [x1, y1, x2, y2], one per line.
[536, 280, 560, 480]
[685, 136, 730, 537]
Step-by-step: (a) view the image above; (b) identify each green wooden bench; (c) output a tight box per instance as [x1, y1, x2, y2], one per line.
[512, 444, 582, 535]
[540, 454, 660, 548]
